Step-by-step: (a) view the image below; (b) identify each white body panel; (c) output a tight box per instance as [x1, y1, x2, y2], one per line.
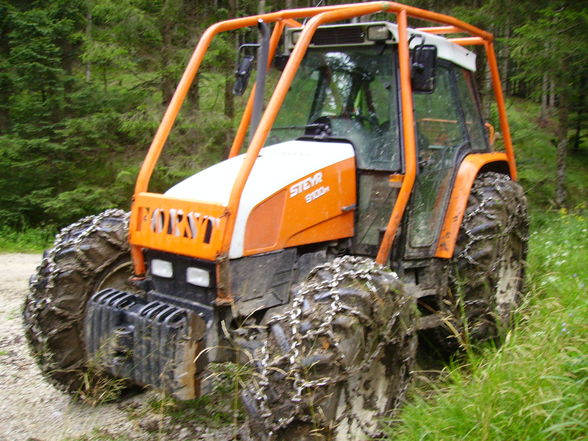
[404, 28, 476, 72]
[165, 140, 355, 258]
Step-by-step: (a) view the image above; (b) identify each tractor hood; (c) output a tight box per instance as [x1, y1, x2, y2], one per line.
[165, 140, 356, 258]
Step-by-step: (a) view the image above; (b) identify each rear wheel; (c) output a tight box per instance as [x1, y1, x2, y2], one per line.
[23, 209, 133, 395]
[241, 256, 417, 441]
[440, 172, 528, 348]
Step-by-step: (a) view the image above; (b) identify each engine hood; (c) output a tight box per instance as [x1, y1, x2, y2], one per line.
[165, 140, 356, 258]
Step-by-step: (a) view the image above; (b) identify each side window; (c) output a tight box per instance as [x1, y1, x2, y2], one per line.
[413, 66, 463, 152]
[455, 69, 488, 151]
[408, 64, 466, 250]
[361, 70, 400, 171]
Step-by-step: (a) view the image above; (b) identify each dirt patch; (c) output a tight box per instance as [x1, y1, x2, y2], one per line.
[0, 254, 135, 440]
[0, 253, 237, 441]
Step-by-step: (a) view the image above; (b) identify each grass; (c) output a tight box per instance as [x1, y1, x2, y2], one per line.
[143, 362, 248, 428]
[0, 226, 54, 252]
[384, 210, 588, 441]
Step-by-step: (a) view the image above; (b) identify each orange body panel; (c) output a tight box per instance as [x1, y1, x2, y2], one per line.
[285, 212, 355, 248]
[244, 158, 356, 255]
[435, 153, 510, 258]
[130, 193, 228, 261]
[244, 190, 287, 251]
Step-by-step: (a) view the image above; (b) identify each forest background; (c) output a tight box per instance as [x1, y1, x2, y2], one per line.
[0, 2, 586, 440]
[0, 0, 586, 236]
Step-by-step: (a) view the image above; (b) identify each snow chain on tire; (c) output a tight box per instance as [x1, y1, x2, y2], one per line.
[23, 209, 131, 394]
[241, 256, 417, 441]
[444, 171, 529, 346]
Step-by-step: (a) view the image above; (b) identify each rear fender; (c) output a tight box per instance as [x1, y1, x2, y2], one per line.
[435, 153, 512, 259]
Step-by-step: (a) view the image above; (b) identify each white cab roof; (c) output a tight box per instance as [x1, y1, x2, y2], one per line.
[285, 22, 476, 72]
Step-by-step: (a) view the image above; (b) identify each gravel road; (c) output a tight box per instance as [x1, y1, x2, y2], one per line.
[0, 253, 236, 441]
[0, 253, 141, 441]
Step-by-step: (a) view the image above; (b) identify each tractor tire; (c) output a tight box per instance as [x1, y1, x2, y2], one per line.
[240, 256, 417, 441]
[441, 171, 528, 348]
[23, 209, 133, 395]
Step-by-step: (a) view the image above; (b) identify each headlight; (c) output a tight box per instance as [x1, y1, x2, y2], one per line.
[186, 267, 210, 288]
[151, 259, 173, 278]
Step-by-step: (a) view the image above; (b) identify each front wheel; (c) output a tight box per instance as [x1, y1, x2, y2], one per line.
[441, 172, 529, 348]
[241, 256, 417, 441]
[23, 209, 133, 395]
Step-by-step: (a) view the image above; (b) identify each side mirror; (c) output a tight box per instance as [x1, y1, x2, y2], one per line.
[233, 53, 255, 96]
[411, 43, 437, 93]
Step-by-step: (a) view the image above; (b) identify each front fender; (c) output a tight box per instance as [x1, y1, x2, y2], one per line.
[435, 152, 512, 259]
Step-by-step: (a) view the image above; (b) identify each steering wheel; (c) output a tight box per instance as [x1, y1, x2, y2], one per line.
[304, 116, 332, 137]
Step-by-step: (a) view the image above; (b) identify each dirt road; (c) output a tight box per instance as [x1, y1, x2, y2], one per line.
[0, 253, 241, 441]
[0, 253, 141, 441]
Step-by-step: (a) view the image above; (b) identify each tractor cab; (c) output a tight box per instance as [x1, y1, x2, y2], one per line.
[253, 21, 487, 257]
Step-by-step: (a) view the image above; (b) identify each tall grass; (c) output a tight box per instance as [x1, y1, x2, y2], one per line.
[0, 226, 54, 252]
[385, 210, 588, 441]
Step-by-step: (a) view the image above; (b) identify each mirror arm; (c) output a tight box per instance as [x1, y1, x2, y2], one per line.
[250, 20, 270, 141]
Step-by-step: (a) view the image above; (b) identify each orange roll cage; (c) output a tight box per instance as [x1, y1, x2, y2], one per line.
[130, 1, 517, 274]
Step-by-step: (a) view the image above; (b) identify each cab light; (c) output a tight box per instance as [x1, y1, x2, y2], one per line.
[367, 25, 391, 41]
[186, 267, 210, 288]
[291, 30, 301, 45]
[151, 259, 173, 278]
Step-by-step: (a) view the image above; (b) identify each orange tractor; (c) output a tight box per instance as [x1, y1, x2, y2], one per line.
[24, 2, 527, 440]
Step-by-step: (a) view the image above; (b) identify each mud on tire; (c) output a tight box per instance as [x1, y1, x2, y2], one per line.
[23, 209, 132, 394]
[241, 256, 417, 441]
[442, 172, 528, 347]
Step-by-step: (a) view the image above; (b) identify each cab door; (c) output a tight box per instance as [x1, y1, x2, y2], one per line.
[404, 62, 487, 259]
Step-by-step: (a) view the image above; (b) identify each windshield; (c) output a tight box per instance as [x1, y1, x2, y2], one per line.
[267, 46, 400, 171]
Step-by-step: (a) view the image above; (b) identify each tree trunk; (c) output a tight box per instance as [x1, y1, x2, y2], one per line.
[224, 0, 237, 119]
[572, 80, 585, 152]
[540, 73, 549, 126]
[188, 74, 199, 112]
[482, 56, 492, 121]
[224, 77, 235, 119]
[0, 43, 9, 133]
[501, 23, 510, 95]
[555, 94, 569, 208]
[85, 8, 92, 82]
[160, 18, 175, 107]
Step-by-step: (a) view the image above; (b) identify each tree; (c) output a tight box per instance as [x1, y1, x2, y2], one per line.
[511, 3, 588, 207]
